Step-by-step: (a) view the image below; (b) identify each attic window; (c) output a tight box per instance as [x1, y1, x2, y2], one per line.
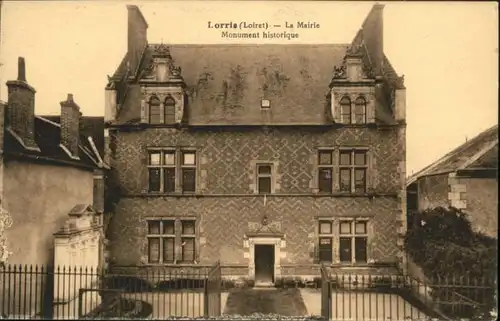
[261, 99, 271, 109]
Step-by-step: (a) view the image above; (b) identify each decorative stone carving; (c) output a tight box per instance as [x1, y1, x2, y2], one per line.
[333, 65, 346, 79]
[345, 44, 364, 57]
[0, 204, 13, 266]
[141, 44, 184, 84]
[246, 216, 283, 237]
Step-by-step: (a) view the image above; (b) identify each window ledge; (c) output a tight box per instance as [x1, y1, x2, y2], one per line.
[322, 262, 397, 269]
[141, 263, 199, 267]
[131, 192, 399, 198]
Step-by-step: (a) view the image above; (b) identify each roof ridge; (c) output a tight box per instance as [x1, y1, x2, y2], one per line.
[407, 124, 499, 185]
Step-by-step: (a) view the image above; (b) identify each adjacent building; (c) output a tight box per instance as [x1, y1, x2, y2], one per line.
[105, 4, 407, 282]
[0, 57, 107, 266]
[407, 125, 498, 238]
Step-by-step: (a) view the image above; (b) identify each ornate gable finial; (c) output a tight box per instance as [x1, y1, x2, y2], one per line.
[154, 43, 172, 59]
[141, 44, 184, 82]
[345, 44, 364, 57]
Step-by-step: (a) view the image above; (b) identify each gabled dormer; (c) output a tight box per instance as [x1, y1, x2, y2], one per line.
[138, 44, 187, 126]
[329, 44, 377, 125]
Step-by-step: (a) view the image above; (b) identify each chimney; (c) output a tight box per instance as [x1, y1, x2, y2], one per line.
[127, 5, 148, 75]
[6, 57, 39, 150]
[361, 4, 385, 76]
[60, 93, 81, 158]
[93, 169, 105, 214]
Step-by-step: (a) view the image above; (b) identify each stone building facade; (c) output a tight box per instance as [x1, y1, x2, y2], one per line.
[407, 125, 498, 238]
[105, 4, 406, 281]
[0, 57, 108, 267]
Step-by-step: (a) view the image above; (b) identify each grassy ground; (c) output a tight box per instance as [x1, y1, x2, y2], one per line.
[121, 292, 230, 319]
[223, 288, 308, 316]
[300, 288, 430, 320]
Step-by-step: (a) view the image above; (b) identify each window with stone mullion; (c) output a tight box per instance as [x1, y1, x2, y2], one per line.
[180, 220, 196, 263]
[339, 149, 368, 193]
[339, 220, 368, 264]
[148, 150, 176, 193]
[147, 220, 175, 264]
[257, 164, 272, 194]
[318, 220, 334, 263]
[318, 150, 334, 193]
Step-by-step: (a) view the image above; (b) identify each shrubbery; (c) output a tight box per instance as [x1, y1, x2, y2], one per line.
[404, 206, 497, 319]
[405, 206, 496, 280]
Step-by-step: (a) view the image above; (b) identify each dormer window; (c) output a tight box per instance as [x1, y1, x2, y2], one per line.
[149, 96, 161, 124]
[164, 96, 176, 124]
[340, 96, 351, 124]
[261, 99, 271, 109]
[354, 97, 367, 124]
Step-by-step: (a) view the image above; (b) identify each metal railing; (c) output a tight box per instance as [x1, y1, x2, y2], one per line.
[315, 264, 495, 321]
[0, 263, 223, 320]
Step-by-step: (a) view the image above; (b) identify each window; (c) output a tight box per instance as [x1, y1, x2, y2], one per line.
[146, 220, 175, 263]
[318, 150, 333, 193]
[339, 220, 368, 264]
[147, 149, 196, 193]
[146, 219, 197, 264]
[354, 97, 366, 124]
[318, 220, 333, 262]
[257, 164, 272, 194]
[339, 149, 368, 193]
[340, 96, 351, 124]
[164, 96, 176, 124]
[181, 151, 196, 193]
[149, 96, 162, 124]
[181, 221, 196, 263]
[261, 99, 271, 109]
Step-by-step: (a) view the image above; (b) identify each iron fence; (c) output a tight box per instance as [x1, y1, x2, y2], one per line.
[204, 260, 222, 317]
[0, 263, 222, 320]
[1, 263, 495, 320]
[314, 264, 496, 321]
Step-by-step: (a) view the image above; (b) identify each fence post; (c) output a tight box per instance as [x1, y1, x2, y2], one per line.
[320, 263, 331, 321]
[203, 273, 209, 317]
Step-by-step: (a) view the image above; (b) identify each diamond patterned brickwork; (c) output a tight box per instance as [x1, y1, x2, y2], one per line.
[107, 196, 400, 267]
[111, 127, 403, 195]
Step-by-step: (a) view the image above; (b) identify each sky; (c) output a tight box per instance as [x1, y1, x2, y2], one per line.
[0, 0, 498, 175]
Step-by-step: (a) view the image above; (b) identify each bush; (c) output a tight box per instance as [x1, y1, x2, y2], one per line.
[404, 207, 497, 319]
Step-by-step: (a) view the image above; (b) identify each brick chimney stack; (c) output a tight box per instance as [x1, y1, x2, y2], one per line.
[6, 57, 39, 150]
[361, 4, 385, 76]
[60, 93, 81, 158]
[127, 5, 148, 75]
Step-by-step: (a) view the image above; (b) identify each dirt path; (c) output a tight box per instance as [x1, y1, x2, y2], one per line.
[223, 288, 308, 316]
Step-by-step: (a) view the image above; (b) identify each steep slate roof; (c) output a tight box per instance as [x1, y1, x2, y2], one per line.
[3, 115, 105, 170]
[110, 44, 397, 126]
[407, 125, 499, 186]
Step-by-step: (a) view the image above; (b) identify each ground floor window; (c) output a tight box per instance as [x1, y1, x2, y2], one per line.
[318, 220, 333, 262]
[317, 218, 369, 264]
[339, 220, 368, 264]
[146, 218, 197, 264]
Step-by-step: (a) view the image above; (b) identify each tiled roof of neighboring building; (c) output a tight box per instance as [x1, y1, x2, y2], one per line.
[40, 115, 105, 156]
[3, 115, 105, 170]
[110, 44, 398, 126]
[407, 125, 499, 186]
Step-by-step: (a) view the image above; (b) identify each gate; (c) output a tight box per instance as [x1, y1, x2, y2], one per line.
[320, 263, 332, 320]
[204, 260, 222, 317]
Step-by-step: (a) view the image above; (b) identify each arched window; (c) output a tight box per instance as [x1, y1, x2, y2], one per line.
[354, 97, 367, 124]
[164, 96, 176, 124]
[340, 96, 351, 124]
[149, 96, 161, 124]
